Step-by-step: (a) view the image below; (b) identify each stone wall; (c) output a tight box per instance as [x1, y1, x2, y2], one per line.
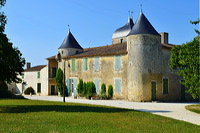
[63, 54, 128, 99]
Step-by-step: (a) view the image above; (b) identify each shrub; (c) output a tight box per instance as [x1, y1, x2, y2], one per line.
[0, 87, 24, 99]
[86, 82, 96, 99]
[77, 79, 83, 96]
[101, 83, 106, 95]
[0, 81, 8, 90]
[108, 85, 113, 99]
[83, 82, 87, 96]
[24, 87, 35, 95]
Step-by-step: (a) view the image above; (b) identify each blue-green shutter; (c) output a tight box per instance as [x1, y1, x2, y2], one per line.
[67, 79, 71, 96]
[83, 58, 88, 71]
[115, 56, 121, 70]
[37, 72, 40, 78]
[73, 79, 77, 96]
[163, 78, 168, 94]
[72, 59, 76, 72]
[94, 57, 100, 71]
[115, 79, 121, 94]
[94, 79, 100, 94]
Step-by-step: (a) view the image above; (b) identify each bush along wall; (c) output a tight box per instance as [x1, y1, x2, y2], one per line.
[24, 87, 35, 95]
[77, 79, 114, 100]
[77, 79, 96, 99]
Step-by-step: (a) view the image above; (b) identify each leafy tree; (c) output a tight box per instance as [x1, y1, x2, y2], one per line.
[55, 68, 63, 95]
[0, 0, 25, 84]
[190, 18, 200, 35]
[170, 19, 200, 99]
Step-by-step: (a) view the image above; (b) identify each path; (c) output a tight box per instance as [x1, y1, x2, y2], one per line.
[24, 95, 200, 126]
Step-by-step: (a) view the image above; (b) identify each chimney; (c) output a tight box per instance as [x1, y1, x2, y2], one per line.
[160, 32, 169, 44]
[26, 62, 31, 69]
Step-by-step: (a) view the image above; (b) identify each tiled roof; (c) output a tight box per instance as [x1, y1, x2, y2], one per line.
[24, 65, 46, 72]
[47, 42, 174, 60]
[68, 42, 127, 58]
[46, 56, 56, 60]
[162, 43, 174, 49]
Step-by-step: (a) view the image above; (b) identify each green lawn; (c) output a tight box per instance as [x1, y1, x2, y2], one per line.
[185, 104, 200, 114]
[0, 100, 199, 133]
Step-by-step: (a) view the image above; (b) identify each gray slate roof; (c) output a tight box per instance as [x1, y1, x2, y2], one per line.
[128, 11, 160, 36]
[59, 30, 83, 49]
[112, 17, 134, 39]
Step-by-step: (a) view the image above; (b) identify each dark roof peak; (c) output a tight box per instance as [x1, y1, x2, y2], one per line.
[59, 30, 83, 49]
[128, 11, 160, 36]
[112, 16, 134, 39]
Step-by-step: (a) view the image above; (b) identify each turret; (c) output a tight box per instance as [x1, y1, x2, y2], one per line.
[112, 16, 134, 44]
[126, 10, 162, 101]
[58, 29, 83, 59]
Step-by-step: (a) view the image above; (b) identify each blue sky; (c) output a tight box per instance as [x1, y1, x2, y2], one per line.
[3, 0, 199, 66]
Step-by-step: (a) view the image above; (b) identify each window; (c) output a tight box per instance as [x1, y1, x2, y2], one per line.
[94, 78, 100, 94]
[37, 72, 40, 78]
[163, 78, 168, 94]
[83, 58, 88, 71]
[115, 55, 121, 70]
[22, 73, 24, 79]
[37, 83, 41, 93]
[52, 67, 57, 78]
[94, 57, 100, 71]
[71, 59, 76, 72]
[120, 39, 123, 43]
[115, 78, 121, 94]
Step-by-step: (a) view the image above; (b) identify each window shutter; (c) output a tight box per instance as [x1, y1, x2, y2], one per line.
[72, 59, 76, 72]
[37, 72, 40, 78]
[83, 58, 88, 71]
[94, 57, 100, 71]
[94, 79, 100, 94]
[115, 79, 121, 94]
[115, 56, 121, 70]
[67, 79, 71, 96]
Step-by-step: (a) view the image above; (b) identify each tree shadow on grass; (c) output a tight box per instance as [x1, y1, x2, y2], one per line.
[0, 105, 134, 113]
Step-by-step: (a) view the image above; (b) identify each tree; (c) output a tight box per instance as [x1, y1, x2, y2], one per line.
[55, 68, 63, 95]
[100, 83, 106, 95]
[0, 0, 25, 84]
[170, 19, 200, 99]
[77, 79, 83, 96]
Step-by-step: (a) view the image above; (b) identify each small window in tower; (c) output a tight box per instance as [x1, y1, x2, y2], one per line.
[62, 51, 63, 54]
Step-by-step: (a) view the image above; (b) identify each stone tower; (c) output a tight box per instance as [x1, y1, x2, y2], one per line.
[127, 11, 162, 101]
[58, 29, 83, 59]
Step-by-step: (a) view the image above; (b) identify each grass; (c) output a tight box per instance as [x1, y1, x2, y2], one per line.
[0, 100, 199, 133]
[185, 104, 200, 114]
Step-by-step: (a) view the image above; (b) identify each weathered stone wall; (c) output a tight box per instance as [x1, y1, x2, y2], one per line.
[59, 48, 83, 58]
[127, 34, 183, 101]
[112, 37, 127, 44]
[63, 54, 128, 99]
[127, 34, 162, 101]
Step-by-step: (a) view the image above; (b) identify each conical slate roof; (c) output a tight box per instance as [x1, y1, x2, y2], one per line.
[128, 11, 160, 36]
[112, 17, 134, 39]
[59, 30, 83, 49]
